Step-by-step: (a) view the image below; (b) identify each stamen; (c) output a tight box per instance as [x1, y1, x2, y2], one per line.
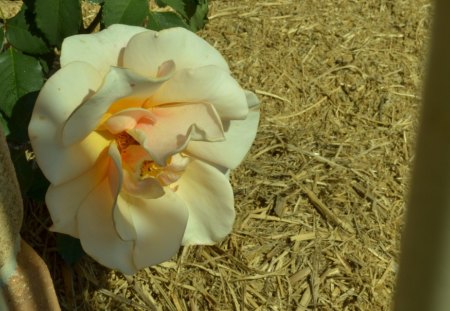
[115, 130, 190, 187]
[140, 160, 166, 179]
[139, 154, 189, 186]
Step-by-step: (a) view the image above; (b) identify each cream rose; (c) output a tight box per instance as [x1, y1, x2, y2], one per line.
[28, 25, 259, 274]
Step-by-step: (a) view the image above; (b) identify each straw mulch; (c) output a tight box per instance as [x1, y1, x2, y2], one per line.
[3, 0, 432, 309]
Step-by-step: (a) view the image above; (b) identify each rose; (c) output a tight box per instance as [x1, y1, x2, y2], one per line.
[28, 25, 259, 274]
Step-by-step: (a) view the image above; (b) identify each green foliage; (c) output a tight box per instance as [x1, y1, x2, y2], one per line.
[0, 114, 8, 136]
[0, 48, 43, 118]
[5, 91, 39, 143]
[188, 0, 208, 32]
[155, 0, 208, 31]
[0, 27, 4, 50]
[148, 11, 190, 31]
[0, 48, 45, 200]
[9, 144, 49, 201]
[155, 0, 167, 7]
[35, 0, 82, 47]
[56, 234, 85, 265]
[5, 3, 50, 54]
[103, 0, 148, 27]
[156, 0, 190, 19]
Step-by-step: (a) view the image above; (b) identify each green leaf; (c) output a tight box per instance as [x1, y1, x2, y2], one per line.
[7, 91, 39, 143]
[5, 3, 50, 54]
[156, 0, 189, 19]
[26, 168, 49, 201]
[86, 0, 104, 3]
[9, 143, 49, 201]
[56, 234, 85, 266]
[0, 48, 44, 118]
[155, 0, 167, 7]
[188, 0, 208, 32]
[0, 26, 4, 51]
[103, 0, 148, 27]
[35, 0, 82, 47]
[155, 0, 208, 31]
[147, 11, 190, 31]
[0, 113, 9, 136]
[38, 56, 51, 76]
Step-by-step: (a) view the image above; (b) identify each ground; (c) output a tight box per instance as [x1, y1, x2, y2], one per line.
[3, 0, 432, 310]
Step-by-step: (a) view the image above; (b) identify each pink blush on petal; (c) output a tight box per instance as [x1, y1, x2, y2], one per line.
[105, 108, 156, 134]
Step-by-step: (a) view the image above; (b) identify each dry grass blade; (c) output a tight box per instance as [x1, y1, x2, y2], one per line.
[303, 187, 356, 234]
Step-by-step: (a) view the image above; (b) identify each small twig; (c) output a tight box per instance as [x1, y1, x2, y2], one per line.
[303, 187, 355, 234]
[255, 89, 291, 103]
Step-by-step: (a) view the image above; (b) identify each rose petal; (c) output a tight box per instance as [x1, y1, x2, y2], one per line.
[127, 103, 225, 166]
[104, 108, 155, 135]
[62, 66, 174, 146]
[151, 66, 248, 119]
[118, 144, 165, 198]
[122, 169, 164, 198]
[117, 191, 189, 269]
[123, 27, 229, 78]
[120, 144, 152, 168]
[61, 24, 148, 76]
[157, 59, 176, 78]
[175, 159, 235, 245]
[186, 93, 260, 169]
[77, 177, 137, 275]
[45, 150, 110, 237]
[28, 62, 109, 185]
[244, 90, 260, 109]
[107, 143, 139, 241]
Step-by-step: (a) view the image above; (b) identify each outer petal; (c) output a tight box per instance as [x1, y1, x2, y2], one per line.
[244, 90, 260, 109]
[151, 66, 248, 119]
[61, 24, 148, 76]
[186, 92, 260, 169]
[63, 66, 174, 146]
[120, 191, 189, 269]
[29, 62, 109, 185]
[176, 159, 235, 245]
[123, 27, 229, 78]
[127, 103, 225, 166]
[77, 177, 137, 275]
[45, 150, 110, 237]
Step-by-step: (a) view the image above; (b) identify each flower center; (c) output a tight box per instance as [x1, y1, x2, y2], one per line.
[140, 160, 167, 179]
[115, 131, 188, 187]
[140, 155, 189, 186]
[116, 132, 138, 152]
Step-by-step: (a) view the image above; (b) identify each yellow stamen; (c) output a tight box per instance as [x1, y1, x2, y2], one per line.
[140, 160, 166, 179]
